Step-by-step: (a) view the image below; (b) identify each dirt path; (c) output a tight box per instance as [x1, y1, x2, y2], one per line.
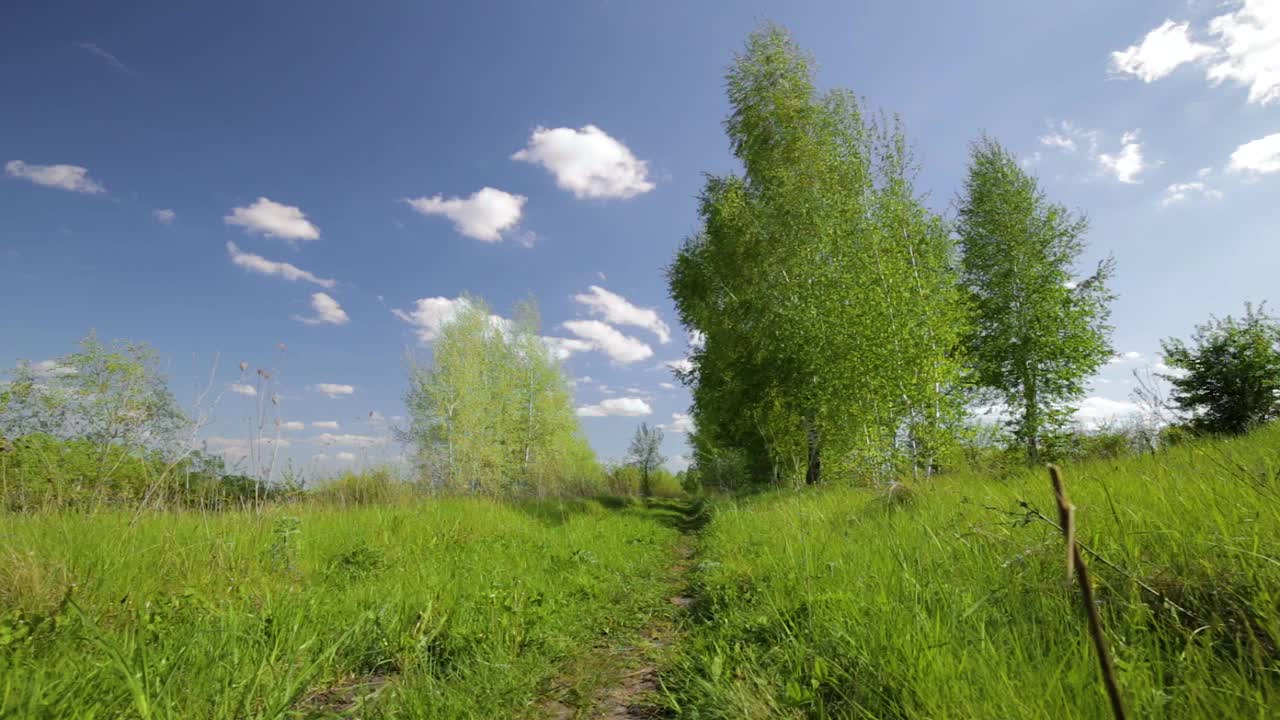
[536, 500, 703, 719]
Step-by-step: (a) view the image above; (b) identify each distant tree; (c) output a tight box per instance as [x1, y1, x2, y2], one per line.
[1161, 303, 1280, 435]
[627, 423, 665, 498]
[0, 332, 188, 461]
[402, 296, 601, 496]
[956, 136, 1116, 462]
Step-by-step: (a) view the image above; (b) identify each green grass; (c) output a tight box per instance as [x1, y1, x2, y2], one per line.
[0, 496, 682, 718]
[665, 425, 1280, 718]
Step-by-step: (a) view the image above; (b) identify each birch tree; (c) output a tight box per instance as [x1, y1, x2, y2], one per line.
[955, 136, 1115, 461]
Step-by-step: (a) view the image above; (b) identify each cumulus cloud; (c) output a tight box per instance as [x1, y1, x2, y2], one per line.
[1227, 132, 1280, 175]
[1097, 131, 1147, 184]
[512, 125, 654, 199]
[404, 187, 526, 242]
[312, 383, 354, 398]
[1111, 3, 1280, 106]
[226, 242, 336, 289]
[659, 382, 677, 390]
[153, 209, 175, 224]
[392, 296, 509, 344]
[1161, 180, 1224, 206]
[1108, 351, 1144, 365]
[280, 421, 304, 431]
[561, 320, 653, 364]
[224, 197, 320, 242]
[572, 285, 671, 343]
[661, 412, 695, 433]
[1073, 396, 1142, 428]
[5, 160, 105, 194]
[1206, 0, 1280, 106]
[543, 336, 594, 360]
[576, 397, 653, 417]
[1110, 20, 1215, 81]
[336, 451, 357, 462]
[228, 383, 257, 396]
[664, 357, 694, 375]
[312, 421, 340, 430]
[293, 292, 350, 326]
[315, 432, 386, 448]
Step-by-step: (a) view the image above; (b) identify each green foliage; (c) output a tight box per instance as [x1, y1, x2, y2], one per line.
[310, 466, 405, 506]
[1161, 302, 1280, 435]
[956, 137, 1116, 461]
[627, 422, 666, 497]
[668, 25, 967, 488]
[0, 497, 682, 718]
[402, 297, 604, 497]
[667, 424, 1280, 717]
[0, 332, 188, 455]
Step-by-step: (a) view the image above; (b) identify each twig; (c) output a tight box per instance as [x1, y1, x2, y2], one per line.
[1049, 464, 1126, 720]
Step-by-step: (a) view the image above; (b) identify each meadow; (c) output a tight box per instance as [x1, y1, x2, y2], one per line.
[0, 496, 686, 719]
[665, 424, 1280, 718]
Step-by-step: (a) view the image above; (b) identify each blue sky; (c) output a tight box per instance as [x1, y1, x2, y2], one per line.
[2, 0, 1278, 476]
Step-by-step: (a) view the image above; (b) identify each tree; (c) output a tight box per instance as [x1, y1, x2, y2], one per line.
[0, 332, 188, 461]
[402, 296, 602, 496]
[627, 423, 665, 497]
[1161, 303, 1280, 435]
[668, 24, 966, 487]
[956, 136, 1115, 462]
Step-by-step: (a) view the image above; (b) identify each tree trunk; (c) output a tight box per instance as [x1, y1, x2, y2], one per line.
[805, 419, 822, 485]
[1023, 374, 1040, 463]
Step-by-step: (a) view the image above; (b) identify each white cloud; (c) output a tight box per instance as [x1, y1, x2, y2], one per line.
[512, 125, 654, 199]
[1161, 180, 1224, 206]
[659, 382, 676, 390]
[572, 285, 671, 343]
[204, 435, 290, 460]
[1112, 3, 1280, 106]
[661, 412, 695, 433]
[1097, 131, 1147, 183]
[228, 382, 257, 396]
[315, 432, 386, 448]
[312, 453, 328, 462]
[1111, 20, 1215, 82]
[280, 421, 304, 431]
[224, 197, 320, 242]
[336, 451, 357, 462]
[1227, 132, 1280, 175]
[404, 187, 525, 242]
[667, 453, 691, 473]
[1206, 0, 1280, 106]
[153, 209, 175, 224]
[368, 411, 385, 423]
[1073, 396, 1142, 428]
[1109, 351, 1144, 364]
[21, 359, 77, 378]
[312, 421, 340, 430]
[576, 397, 653, 417]
[225, 242, 336, 289]
[5, 160, 105, 194]
[664, 357, 694, 374]
[293, 292, 350, 326]
[312, 383, 355, 398]
[75, 43, 132, 74]
[561, 320, 654, 364]
[543, 336, 594, 360]
[392, 296, 509, 344]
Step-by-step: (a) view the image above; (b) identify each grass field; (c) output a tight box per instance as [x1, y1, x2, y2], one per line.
[665, 424, 1280, 718]
[4, 427, 1280, 718]
[0, 497, 685, 719]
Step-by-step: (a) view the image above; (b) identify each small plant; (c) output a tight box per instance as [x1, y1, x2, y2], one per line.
[268, 515, 302, 572]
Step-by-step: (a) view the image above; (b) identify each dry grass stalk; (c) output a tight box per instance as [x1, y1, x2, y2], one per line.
[1049, 464, 1126, 720]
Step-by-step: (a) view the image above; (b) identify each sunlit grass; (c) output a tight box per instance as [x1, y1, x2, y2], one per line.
[667, 424, 1280, 718]
[0, 496, 681, 718]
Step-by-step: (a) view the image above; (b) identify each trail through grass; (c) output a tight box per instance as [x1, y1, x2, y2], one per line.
[1, 496, 682, 718]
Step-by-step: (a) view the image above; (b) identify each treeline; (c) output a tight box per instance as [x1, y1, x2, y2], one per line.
[670, 25, 1276, 491]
